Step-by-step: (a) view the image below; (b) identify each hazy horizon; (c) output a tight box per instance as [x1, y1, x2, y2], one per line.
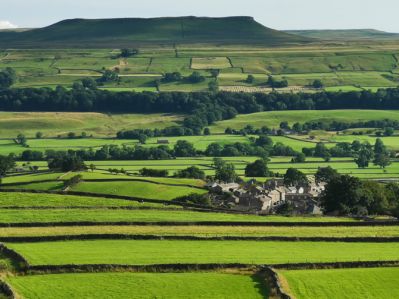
[1, 0, 398, 33]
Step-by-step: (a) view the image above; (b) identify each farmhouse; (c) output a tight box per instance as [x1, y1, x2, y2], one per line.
[208, 179, 325, 214]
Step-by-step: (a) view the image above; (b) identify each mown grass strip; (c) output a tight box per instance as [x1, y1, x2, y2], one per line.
[279, 267, 399, 299]
[7, 272, 267, 299]
[1, 225, 398, 238]
[6, 240, 399, 266]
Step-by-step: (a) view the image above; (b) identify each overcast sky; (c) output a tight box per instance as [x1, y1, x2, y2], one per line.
[1, 0, 398, 32]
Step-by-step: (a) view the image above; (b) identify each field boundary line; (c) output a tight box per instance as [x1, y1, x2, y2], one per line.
[3, 234, 399, 243]
[0, 189, 263, 214]
[0, 178, 206, 190]
[0, 220, 397, 228]
[22, 261, 399, 275]
[0, 280, 17, 299]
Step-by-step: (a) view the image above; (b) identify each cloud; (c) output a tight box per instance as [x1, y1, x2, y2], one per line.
[0, 20, 18, 29]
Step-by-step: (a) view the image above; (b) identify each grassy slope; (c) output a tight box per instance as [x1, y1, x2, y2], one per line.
[210, 110, 399, 132]
[0, 17, 308, 47]
[70, 181, 207, 200]
[0, 192, 178, 208]
[0, 225, 397, 238]
[286, 29, 399, 40]
[0, 112, 183, 138]
[0, 208, 354, 224]
[280, 267, 399, 299]
[7, 240, 399, 265]
[7, 272, 267, 299]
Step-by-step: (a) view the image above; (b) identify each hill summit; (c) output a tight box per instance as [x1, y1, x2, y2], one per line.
[0, 16, 309, 48]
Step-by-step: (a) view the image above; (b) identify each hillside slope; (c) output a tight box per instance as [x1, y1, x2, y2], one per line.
[0, 17, 309, 48]
[286, 29, 399, 40]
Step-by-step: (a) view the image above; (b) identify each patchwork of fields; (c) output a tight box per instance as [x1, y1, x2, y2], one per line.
[2, 42, 399, 298]
[0, 190, 397, 298]
[2, 45, 399, 92]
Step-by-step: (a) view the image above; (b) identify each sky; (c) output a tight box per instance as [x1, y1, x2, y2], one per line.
[1, 0, 398, 32]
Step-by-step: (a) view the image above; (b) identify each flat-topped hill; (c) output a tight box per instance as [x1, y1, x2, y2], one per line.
[0, 16, 310, 48]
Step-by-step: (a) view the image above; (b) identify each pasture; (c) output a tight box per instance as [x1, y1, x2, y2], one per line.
[0, 225, 397, 238]
[0, 207, 354, 224]
[279, 267, 399, 299]
[7, 240, 399, 266]
[7, 272, 267, 299]
[210, 109, 399, 132]
[0, 112, 183, 138]
[2, 46, 399, 91]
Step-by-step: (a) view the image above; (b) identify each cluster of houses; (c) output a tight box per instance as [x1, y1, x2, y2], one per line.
[206, 178, 325, 215]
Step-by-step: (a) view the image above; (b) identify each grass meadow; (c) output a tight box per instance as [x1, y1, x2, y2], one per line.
[7, 240, 399, 266]
[0, 112, 183, 138]
[0, 225, 396, 238]
[7, 272, 267, 299]
[210, 110, 399, 132]
[0, 208, 354, 224]
[279, 267, 399, 299]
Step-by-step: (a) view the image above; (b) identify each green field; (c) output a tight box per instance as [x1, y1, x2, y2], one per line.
[0, 225, 396, 238]
[0, 192, 179, 208]
[0, 207, 354, 224]
[210, 110, 399, 132]
[7, 240, 399, 266]
[2, 42, 399, 91]
[7, 272, 267, 299]
[279, 267, 399, 299]
[0, 112, 183, 138]
[70, 180, 207, 200]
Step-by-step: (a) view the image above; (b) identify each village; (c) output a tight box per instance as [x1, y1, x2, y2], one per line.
[206, 178, 325, 215]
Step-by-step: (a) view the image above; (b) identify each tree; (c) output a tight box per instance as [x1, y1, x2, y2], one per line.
[245, 159, 273, 177]
[321, 175, 364, 215]
[187, 71, 205, 83]
[312, 79, 324, 89]
[89, 164, 96, 172]
[246, 75, 255, 84]
[67, 132, 76, 139]
[373, 139, 391, 168]
[81, 78, 97, 90]
[0, 155, 15, 177]
[120, 48, 139, 58]
[355, 143, 373, 168]
[162, 72, 182, 82]
[138, 134, 147, 144]
[173, 140, 196, 157]
[384, 127, 394, 136]
[255, 135, 273, 148]
[214, 158, 237, 183]
[175, 166, 205, 179]
[280, 121, 290, 130]
[16, 134, 27, 146]
[48, 154, 86, 172]
[35, 132, 43, 139]
[203, 128, 211, 135]
[0, 68, 17, 88]
[210, 70, 219, 78]
[321, 175, 389, 216]
[139, 168, 169, 177]
[284, 168, 308, 186]
[208, 80, 218, 92]
[292, 122, 303, 133]
[98, 70, 119, 83]
[291, 152, 306, 163]
[315, 166, 339, 184]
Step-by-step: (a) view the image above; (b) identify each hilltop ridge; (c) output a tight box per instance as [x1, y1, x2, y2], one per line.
[0, 16, 310, 48]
